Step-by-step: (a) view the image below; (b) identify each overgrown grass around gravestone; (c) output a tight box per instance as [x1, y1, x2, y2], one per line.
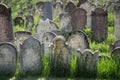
[97, 57, 120, 79]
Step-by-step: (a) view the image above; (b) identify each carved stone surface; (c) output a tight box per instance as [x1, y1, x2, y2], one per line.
[71, 8, 87, 31]
[59, 12, 72, 33]
[14, 31, 32, 52]
[36, 19, 58, 42]
[91, 8, 108, 42]
[0, 42, 17, 75]
[20, 37, 43, 75]
[42, 32, 56, 54]
[66, 30, 89, 51]
[0, 4, 13, 42]
[65, 1, 76, 15]
[49, 36, 71, 77]
[79, 0, 96, 27]
[114, 1, 120, 41]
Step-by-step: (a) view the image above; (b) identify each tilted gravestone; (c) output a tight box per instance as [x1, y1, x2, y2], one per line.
[66, 30, 89, 51]
[13, 16, 24, 26]
[65, 1, 76, 15]
[26, 15, 34, 31]
[114, 1, 120, 41]
[49, 36, 71, 77]
[91, 8, 108, 42]
[78, 0, 96, 27]
[0, 42, 17, 75]
[42, 32, 56, 54]
[43, 2, 52, 20]
[71, 8, 87, 31]
[20, 37, 43, 75]
[59, 12, 72, 33]
[0, 4, 14, 42]
[36, 19, 58, 42]
[53, 1, 63, 18]
[14, 31, 32, 52]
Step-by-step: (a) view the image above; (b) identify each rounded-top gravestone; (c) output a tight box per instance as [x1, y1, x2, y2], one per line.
[0, 3, 13, 42]
[66, 30, 89, 51]
[20, 37, 43, 75]
[71, 8, 87, 31]
[91, 8, 108, 42]
[0, 42, 17, 75]
[65, 1, 76, 15]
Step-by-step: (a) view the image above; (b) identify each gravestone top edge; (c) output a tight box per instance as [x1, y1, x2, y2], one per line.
[0, 42, 17, 58]
[15, 31, 32, 36]
[0, 3, 11, 15]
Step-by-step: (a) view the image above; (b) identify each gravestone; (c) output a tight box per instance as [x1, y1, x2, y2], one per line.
[36, 19, 58, 42]
[79, 0, 96, 27]
[42, 32, 56, 54]
[91, 8, 108, 42]
[66, 30, 89, 51]
[65, 1, 76, 15]
[0, 42, 17, 75]
[110, 40, 120, 52]
[53, 1, 63, 18]
[59, 12, 72, 33]
[14, 31, 32, 52]
[43, 2, 52, 20]
[0, 4, 14, 42]
[76, 49, 98, 77]
[82, 49, 98, 72]
[36, 1, 44, 13]
[20, 37, 42, 75]
[49, 36, 71, 77]
[13, 16, 24, 26]
[71, 8, 87, 31]
[26, 15, 34, 31]
[114, 1, 120, 41]
[77, 0, 88, 7]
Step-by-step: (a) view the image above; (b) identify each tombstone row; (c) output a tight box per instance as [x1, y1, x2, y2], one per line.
[0, 36, 98, 77]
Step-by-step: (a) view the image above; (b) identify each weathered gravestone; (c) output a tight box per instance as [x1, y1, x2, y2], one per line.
[59, 12, 72, 33]
[76, 49, 98, 77]
[78, 0, 96, 27]
[53, 1, 63, 18]
[42, 32, 56, 54]
[111, 47, 120, 64]
[91, 8, 108, 42]
[36, 1, 44, 13]
[65, 1, 76, 15]
[110, 40, 120, 52]
[20, 37, 43, 75]
[49, 36, 71, 77]
[77, 0, 88, 7]
[36, 19, 58, 42]
[71, 8, 87, 31]
[0, 4, 14, 42]
[0, 42, 17, 75]
[14, 31, 32, 52]
[66, 30, 89, 51]
[13, 16, 24, 26]
[26, 15, 34, 31]
[43, 2, 52, 20]
[114, 1, 120, 41]
[111, 47, 120, 56]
